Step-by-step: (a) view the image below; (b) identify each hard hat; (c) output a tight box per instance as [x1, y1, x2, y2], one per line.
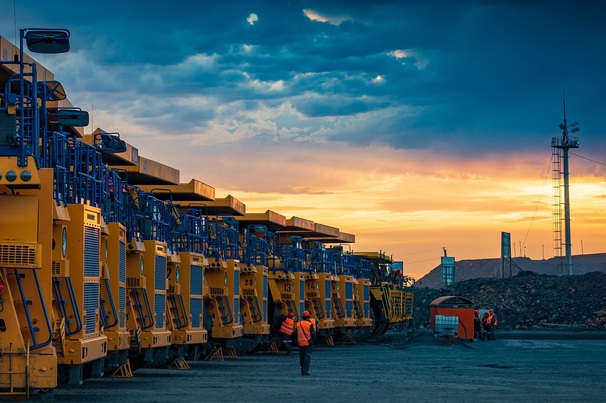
[474, 309, 479, 313]
[287, 312, 294, 318]
[302, 310, 311, 318]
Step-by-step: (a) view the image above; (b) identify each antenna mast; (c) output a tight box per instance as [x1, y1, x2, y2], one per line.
[551, 97, 580, 275]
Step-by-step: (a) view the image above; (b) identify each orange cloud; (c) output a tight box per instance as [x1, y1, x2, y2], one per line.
[132, 137, 605, 281]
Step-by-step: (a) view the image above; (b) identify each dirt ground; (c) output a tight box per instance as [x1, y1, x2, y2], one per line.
[42, 330, 606, 402]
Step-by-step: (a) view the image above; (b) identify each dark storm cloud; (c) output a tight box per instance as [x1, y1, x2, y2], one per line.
[4, 0, 606, 159]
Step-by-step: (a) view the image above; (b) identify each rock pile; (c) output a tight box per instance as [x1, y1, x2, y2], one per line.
[411, 271, 606, 330]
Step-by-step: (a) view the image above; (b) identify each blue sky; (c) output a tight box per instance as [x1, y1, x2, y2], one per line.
[2, 1, 605, 277]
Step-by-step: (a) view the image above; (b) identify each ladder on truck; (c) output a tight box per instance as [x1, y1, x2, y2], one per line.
[0, 343, 31, 399]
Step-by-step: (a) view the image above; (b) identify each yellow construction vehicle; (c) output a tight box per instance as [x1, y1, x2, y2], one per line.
[199, 198, 245, 359]
[0, 26, 414, 397]
[122, 186, 173, 369]
[233, 210, 301, 353]
[0, 28, 115, 394]
[99, 220, 132, 376]
[353, 252, 414, 338]
[229, 224, 270, 354]
[137, 181, 216, 362]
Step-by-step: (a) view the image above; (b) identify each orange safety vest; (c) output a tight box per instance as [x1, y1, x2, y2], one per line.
[280, 317, 295, 335]
[297, 320, 313, 346]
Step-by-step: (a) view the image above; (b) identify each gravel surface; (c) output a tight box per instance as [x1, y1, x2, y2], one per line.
[42, 331, 606, 402]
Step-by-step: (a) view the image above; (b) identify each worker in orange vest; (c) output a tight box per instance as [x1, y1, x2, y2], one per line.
[483, 309, 497, 340]
[279, 311, 295, 355]
[296, 310, 316, 376]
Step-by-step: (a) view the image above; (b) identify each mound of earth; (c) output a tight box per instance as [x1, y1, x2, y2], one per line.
[414, 253, 606, 289]
[411, 271, 606, 330]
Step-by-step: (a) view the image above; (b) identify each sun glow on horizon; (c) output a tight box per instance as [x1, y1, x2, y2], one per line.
[148, 138, 606, 282]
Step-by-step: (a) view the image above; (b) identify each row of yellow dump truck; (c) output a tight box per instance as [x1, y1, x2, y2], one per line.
[0, 29, 413, 398]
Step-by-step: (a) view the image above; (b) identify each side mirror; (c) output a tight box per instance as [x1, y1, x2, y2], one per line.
[100, 133, 127, 154]
[38, 81, 67, 101]
[23, 29, 70, 54]
[50, 108, 90, 127]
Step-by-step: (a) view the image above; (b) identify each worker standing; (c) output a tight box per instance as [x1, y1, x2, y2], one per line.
[279, 311, 295, 355]
[482, 311, 492, 340]
[296, 310, 316, 376]
[483, 309, 497, 340]
[473, 310, 482, 341]
[487, 309, 497, 340]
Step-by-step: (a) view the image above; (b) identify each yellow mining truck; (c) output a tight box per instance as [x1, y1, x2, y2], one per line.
[353, 252, 414, 338]
[198, 198, 245, 358]
[137, 180, 217, 362]
[0, 26, 413, 399]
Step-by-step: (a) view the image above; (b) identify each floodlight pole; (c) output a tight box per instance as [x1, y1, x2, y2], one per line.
[553, 99, 579, 275]
[562, 137, 572, 275]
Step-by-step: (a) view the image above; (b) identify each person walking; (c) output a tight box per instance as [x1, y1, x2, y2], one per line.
[296, 310, 316, 376]
[279, 311, 295, 355]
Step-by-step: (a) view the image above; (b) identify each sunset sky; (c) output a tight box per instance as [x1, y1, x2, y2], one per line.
[2, 1, 605, 279]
